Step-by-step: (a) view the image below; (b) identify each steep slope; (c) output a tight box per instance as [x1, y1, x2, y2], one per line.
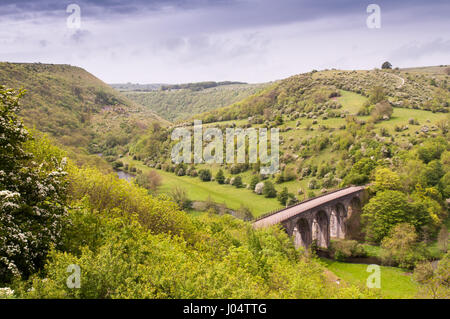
[0, 62, 167, 159]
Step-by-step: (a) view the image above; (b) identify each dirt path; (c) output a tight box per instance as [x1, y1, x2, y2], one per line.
[389, 73, 405, 89]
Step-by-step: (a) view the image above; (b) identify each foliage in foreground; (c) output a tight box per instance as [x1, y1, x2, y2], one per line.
[12, 169, 378, 299]
[413, 252, 450, 299]
[0, 86, 68, 282]
[0, 88, 376, 298]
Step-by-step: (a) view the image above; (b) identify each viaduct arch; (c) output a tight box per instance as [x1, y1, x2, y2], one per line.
[253, 186, 366, 249]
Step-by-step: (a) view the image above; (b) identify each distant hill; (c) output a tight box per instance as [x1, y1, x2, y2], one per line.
[0, 62, 167, 167]
[120, 82, 269, 122]
[111, 81, 249, 92]
[195, 66, 449, 123]
[159, 81, 248, 91]
[110, 83, 164, 91]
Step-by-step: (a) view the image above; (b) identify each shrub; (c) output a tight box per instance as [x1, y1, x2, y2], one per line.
[283, 167, 296, 182]
[229, 164, 241, 174]
[170, 186, 192, 210]
[371, 101, 393, 122]
[189, 169, 198, 177]
[307, 190, 316, 198]
[13, 208, 375, 299]
[437, 226, 448, 253]
[0, 87, 68, 283]
[112, 160, 123, 169]
[308, 178, 320, 189]
[232, 175, 243, 188]
[329, 240, 366, 261]
[198, 169, 212, 181]
[134, 170, 162, 193]
[277, 187, 289, 206]
[417, 139, 446, 164]
[234, 205, 254, 221]
[262, 181, 277, 198]
[254, 182, 264, 195]
[373, 167, 401, 191]
[215, 169, 225, 184]
[68, 167, 195, 240]
[368, 86, 386, 104]
[275, 173, 284, 184]
[413, 252, 450, 299]
[250, 176, 260, 191]
[380, 223, 428, 268]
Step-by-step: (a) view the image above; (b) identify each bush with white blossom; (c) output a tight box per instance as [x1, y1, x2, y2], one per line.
[0, 86, 68, 283]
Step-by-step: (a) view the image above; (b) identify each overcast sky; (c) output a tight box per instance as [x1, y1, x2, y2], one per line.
[0, 0, 449, 83]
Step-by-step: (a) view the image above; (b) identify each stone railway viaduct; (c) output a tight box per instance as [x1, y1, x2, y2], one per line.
[253, 186, 366, 249]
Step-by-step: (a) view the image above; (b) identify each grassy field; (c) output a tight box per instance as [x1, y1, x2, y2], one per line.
[321, 259, 419, 298]
[337, 90, 368, 114]
[122, 157, 283, 216]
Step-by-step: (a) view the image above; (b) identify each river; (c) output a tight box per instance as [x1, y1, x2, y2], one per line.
[116, 170, 135, 181]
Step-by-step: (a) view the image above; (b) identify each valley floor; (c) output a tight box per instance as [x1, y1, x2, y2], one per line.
[321, 258, 419, 299]
[121, 157, 283, 215]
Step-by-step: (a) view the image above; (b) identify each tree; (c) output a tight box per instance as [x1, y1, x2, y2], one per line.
[414, 252, 450, 299]
[361, 190, 431, 243]
[441, 171, 450, 198]
[380, 223, 428, 268]
[368, 86, 386, 105]
[436, 119, 449, 134]
[250, 175, 260, 191]
[371, 101, 393, 121]
[262, 181, 277, 198]
[254, 182, 264, 195]
[373, 167, 401, 191]
[134, 170, 162, 193]
[275, 173, 284, 184]
[198, 169, 212, 181]
[381, 61, 392, 69]
[278, 187, 289, 206]
[170, 186, 192, 210]
[421, 160, 444, 187]
[437, 226, 448, 253]
[215, 169, 225, 184]
[275, 115, 283, 125]
[0, 86, 68, 282]
[417, 139, 446, 164]
[232, 175, 243, 188]
[234, 205, 254, 221]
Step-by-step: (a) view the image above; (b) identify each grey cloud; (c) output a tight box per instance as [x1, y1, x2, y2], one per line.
[70, 29, 91, 43]
[0, 0, 448, 83]
[390, 38, 450, 61]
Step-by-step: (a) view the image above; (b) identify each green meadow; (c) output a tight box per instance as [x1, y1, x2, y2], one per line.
[122, 157, 283, 216]
[321, 259, 419, 299]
